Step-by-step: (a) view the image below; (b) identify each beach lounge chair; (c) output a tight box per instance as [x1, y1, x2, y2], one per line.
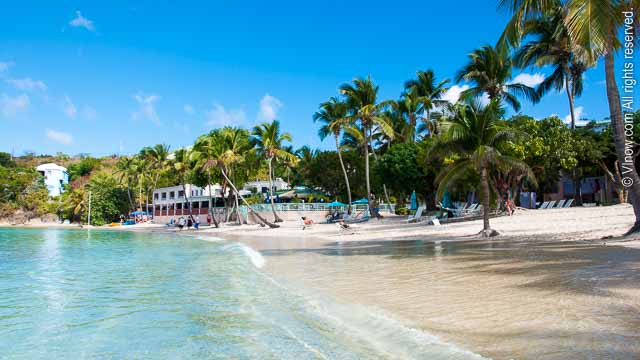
[563, 199, 574, 208]
[407, 205, 425, 223]
[545, 200, 557, 209]
[555, 199, 566, 208]
[460, 203, 481, 216]
[538, 201, 549, 209]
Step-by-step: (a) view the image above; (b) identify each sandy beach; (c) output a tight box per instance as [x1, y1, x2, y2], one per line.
[195, 204, 640, 359]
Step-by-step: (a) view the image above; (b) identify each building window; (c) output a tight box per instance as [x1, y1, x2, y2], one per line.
[178, 190, 184, 198]
[192, 201, 200, 209]
[176, 203, 182, 210]
[169, 191, 175, 199]
[155, 205, 160, 211]
[201, 200, 209, 208]
[161, 192, 166, 200]
[154, 193, 159, 200]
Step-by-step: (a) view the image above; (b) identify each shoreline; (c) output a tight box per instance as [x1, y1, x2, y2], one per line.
[4, 204, 640, 248]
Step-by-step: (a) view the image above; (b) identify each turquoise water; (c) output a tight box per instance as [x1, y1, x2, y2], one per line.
[0, 228, 483, 359]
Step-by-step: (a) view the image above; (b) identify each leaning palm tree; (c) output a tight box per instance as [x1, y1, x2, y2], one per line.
[251, 120, 296, 223]
[404, 69, 450, 137]
[498, 0, 640, 234]
[313, 96, 353, 212]
[192, 129, 279, 228]
[455, 44, 540, 111]
[340, 76, 394, 213]
[432, 100, 535, 237]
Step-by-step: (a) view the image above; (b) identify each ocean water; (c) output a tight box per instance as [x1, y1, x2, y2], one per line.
[0, 228, 484, 360]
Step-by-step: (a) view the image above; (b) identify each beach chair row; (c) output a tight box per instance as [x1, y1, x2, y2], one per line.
[537, 199, 573, 209]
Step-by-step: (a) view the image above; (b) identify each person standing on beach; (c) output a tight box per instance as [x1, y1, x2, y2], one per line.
[177, 217, 185, 230]
[207, 214, 212, 227]
[194, 217, 200, 230]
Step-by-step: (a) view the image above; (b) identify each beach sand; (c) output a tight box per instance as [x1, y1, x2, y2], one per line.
[200, 204, 640, 359]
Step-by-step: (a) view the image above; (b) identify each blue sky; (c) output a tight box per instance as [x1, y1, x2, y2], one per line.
[0, 0, 622, 156]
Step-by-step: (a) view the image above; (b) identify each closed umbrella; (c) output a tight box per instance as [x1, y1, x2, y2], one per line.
[410, 190, 417, 210]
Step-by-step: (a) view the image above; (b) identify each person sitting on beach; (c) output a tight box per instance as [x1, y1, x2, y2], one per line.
[187, 218, 193, 229]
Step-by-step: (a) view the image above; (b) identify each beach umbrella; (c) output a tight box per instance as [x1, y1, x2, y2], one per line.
[327, 200, 346, 207]
[410, 190, 417, 210]
[353, 198, 369, 204]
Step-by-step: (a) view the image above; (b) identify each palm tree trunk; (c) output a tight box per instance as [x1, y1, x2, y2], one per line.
[335, 135, 353, 214]
[207, 180, 219, 228]
[220, 167, 279, 228]
[565, 66, 583, 206]
[480, 166, 498, 237]
[364, 124, 372, 215]
[267, 157, 283, 222]
[605, 42, 640, 234]
[368, 129, 392, 211]
[182, 182, 194, 222]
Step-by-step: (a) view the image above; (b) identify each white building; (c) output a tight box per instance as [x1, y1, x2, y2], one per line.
[243, 177, 289, 194]
[36, 163, 69, 197]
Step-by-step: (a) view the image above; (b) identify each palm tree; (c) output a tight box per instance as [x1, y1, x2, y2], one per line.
[131, 156, 149, 212]
[340, 76, 394, 213]
[313, 96, 353, 212]
[404, 69, 450, 137]
[251, 120, 295, 223]
[432, 100, 535, 237]
[513, 9, 590, 130]
[513, 9, 592, 206]
[455, 44, 540, 111]
[220, 126, 254, 224]
[141, 144, 170, 217]
[192, 129, 279, 228]
[115, 156, 136, 211]
[171, 148, 195, 221]
[498, 0, 640, 234]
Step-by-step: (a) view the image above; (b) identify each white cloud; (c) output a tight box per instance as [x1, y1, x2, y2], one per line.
[563, 106, 589, 126]
[511, 73, 545, 87]
[257, 94, 283, 121]
[1, 93, 29, 117]
[82, 105, 97, 120]
[206, 103, 246, 126]
[69, 11, 95, 31]
[131, 93, 161, 124]
[441, 85, 470, 104]
[63, 95, 77, 118]
[46, 129, 73, 145]
[183, 104, 195, 115]
[6, 77, 47, 92]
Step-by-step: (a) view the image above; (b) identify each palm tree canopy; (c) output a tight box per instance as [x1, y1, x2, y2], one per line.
[455, 44, 540, 111]
[432, 100, 536, 199]
[313, 96, 350, 140]
[251, 120, 296, 162]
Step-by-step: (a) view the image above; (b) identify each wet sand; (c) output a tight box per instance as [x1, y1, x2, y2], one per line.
[211, 205, 640, 359]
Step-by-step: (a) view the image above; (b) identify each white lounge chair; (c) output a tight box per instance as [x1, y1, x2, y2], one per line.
[538, 201, 549, 209]
[555, 199, 566, 208]
[545, 200, 557, 209]
[563, 199, 574, 208]
[407, 206, 426, 223]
